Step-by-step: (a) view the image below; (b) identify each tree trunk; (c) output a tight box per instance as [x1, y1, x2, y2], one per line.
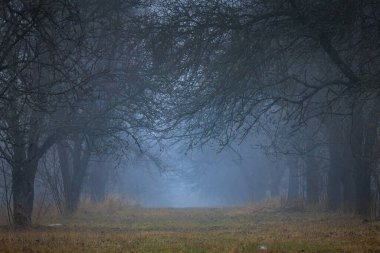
[89, 161, 109, 203]
[58, 138, 90, 215]
[327, 159, 342, 210]
[355, 161, 371, 216]
[306, 167, 319, 204]
[69, 138, 90, 213]
[327, 116, 356, 211]
[305, 150, 320, 204]
[352, 97, 380, 217]
[10, 121, 39, 227]
[12, 161, 38, 227]
[11, 133, 57, 227]
[341, 147, 355, 212]
[327, 118, 343, 210]
[57, 141, 72, 214]
[287, 158, 300, 201]
[269, 164, 284, 198]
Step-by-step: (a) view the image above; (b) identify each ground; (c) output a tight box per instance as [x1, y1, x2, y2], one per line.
[0, 202, 379, 253]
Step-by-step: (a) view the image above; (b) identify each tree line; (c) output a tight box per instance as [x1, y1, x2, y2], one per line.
[0, 0, 379, 227]
[146, 0, 380, 217]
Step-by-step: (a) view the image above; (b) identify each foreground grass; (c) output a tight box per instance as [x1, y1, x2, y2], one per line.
[0, 204, 379, 253]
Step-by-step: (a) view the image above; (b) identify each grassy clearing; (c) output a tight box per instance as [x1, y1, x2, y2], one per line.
[0, 203, 379, 253]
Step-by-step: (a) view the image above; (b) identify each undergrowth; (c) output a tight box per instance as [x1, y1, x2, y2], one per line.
[0, 199, 378, 253]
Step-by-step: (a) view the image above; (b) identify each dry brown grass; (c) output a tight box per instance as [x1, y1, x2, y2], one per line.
[0, 201, 379, 252]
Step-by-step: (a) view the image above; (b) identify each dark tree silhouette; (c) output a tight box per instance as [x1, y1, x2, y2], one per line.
[146, 0, 380, 216]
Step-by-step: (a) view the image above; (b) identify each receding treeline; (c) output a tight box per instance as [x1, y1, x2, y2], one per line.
[0, 0, 379, 227]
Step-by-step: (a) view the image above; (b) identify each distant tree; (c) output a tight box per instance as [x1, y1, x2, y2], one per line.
[286, 157, 301, 201]
[326, 114, 355, 211]
[87, 156, 114, 203]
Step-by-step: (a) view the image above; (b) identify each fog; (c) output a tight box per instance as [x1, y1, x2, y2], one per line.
[110, 136, 284, 208]
[0, 0, 379, 230]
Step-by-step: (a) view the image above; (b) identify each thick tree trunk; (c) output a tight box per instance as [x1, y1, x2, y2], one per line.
[12, 162, 38, 227]
[327, 118, 343, 210]
[355, 161, 371, 217]
[11, 135, 56, 227]
[68, 138, 90, 213]
[351, 104, 368, 216]
[326, 116, 356, 211]
[10, 121, 39, 227]
[352, 97, 380, 217]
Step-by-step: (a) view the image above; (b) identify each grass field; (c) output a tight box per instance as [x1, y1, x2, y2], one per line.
[0, 202, 379, 253]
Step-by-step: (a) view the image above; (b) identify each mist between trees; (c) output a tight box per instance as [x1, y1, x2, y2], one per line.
[0, 0, 379, 227]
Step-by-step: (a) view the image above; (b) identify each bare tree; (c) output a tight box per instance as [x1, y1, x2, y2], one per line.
[0, 0, 160, 226]
[0, 0, 87, 227]
[145, 0, 380, 216]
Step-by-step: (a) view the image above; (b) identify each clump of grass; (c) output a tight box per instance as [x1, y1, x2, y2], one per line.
[77, 194, 139, 215]
[279, 198, 307, 212]
[32, 200, 62, 225]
